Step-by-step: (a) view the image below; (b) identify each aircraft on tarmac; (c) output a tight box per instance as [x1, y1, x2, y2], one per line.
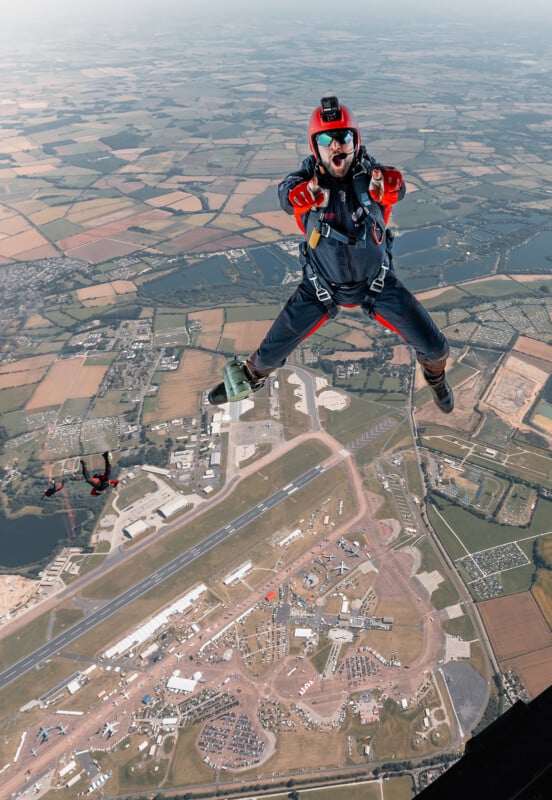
[58, 724, 68, 735]
[102, 721, 118, 738]
[36, 725, 55, 743]
[334, 561, 350, 575]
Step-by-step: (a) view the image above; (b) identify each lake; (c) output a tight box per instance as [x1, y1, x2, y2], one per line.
[0, 510, 74, 569]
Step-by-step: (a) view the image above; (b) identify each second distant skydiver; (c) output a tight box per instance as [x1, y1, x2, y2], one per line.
[80, 451, 119, 496]
[41, 479, 65, 499]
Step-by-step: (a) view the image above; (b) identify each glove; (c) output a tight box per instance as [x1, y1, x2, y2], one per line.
[288, 177, 328, 212]
[369, 167, 404, 205]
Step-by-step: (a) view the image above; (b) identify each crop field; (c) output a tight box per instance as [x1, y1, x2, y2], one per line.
[225, 304, 283, 323]
[25, 357, 107, 410]
[478, 592, 552, 698]
[143, 349, 223, 423]
[221, 320, 273, 353]
[0, 385, 36, 415]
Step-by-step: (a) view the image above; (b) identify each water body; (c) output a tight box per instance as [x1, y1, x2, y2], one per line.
[143, 255, 232, 294]
[0, 510, 73, 569]
[507, 230, 552, 271]
[444, 255, 496, 283]
[252, 245, 293, 285]
[394, 226, 443, 255]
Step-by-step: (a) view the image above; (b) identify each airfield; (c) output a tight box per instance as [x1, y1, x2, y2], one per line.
[0, 373, 496, 800]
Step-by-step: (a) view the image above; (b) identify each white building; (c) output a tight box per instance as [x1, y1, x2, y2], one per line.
[223, 561, 252, 586]
[124, 520, 147, 538]
[278, 528, 302, 547]
[158, 496, 188, 519]
[167, 675, 197, 693]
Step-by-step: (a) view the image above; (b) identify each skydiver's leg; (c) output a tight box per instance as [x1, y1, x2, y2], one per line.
[370, 272, 453, 412]
[248, 278, 330, 375]
[371, 272, 449, 376]
[101, 452, 111, 482]
[80, 460, 91, 482]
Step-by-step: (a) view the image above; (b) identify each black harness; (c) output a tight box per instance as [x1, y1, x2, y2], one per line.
[301, 153, 395, 318]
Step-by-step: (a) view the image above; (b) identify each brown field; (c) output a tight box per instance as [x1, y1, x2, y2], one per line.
[165, 231, 255, 255]
[30, 205, 71, 225]
[0, 206, 16, 221]
[204, 192, 227, 210]
[533, 412, 552, 434]
[168, 226, 228, 251]
[0, 229, 51, 258]
[0, 214, 30, 235]
[66, 238, 141, 264]
[77, 280, 136, 302]
[245, 228, 280, 243]
[25, 357, 107, 410]
[325, 350, 372, 362]
[0, 354, 56, 374]
[514, 336, 552, 362]
[66, 198, 134, 225]
[0, 367, 47, 389]
[16, 243, 59, 260]
[188, 308, 224, 333]
[532, 569, 552, 627]
[112, 280, 137, 294]
[513, 273, 552, 283]
[251, 210, 298, 235]
[92, 175, 146, 193]
[81, 295, 116, 307]
[222, 321, 273, 353]
[212, 213, 257, 232]
[143, 349, 224, 422]
[24, 315, 53, 329]
[344, 329, 374, 349]
[478, 592, 552, 698]
[391, 344, 411, 365]
[83, 207, 143, 229]
[146, 190, 197, 208]
[205, 233, 255, 251]
[197, 334, 221, 350]
[503, 646, 552, 700]
[480, 353, 548, 427]
[58, 209, 171, 251]
[14, 163, 57, 177]
[77, 283, 116, 301]
[111, 148, 148, 161]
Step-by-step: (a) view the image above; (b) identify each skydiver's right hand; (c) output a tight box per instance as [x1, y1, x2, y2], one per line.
[288, 178, 328, 212]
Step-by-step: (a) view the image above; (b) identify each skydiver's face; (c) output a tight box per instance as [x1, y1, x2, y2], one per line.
[316, 129, 355, 179]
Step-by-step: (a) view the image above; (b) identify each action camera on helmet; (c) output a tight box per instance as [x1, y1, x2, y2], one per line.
[320, 96, 341, 123]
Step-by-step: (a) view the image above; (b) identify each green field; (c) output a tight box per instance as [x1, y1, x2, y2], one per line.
[226, 304, 283, 322]
[117, 475, 157, 509]
[153, 312, 187, 331]
[0, 384, 35, 414]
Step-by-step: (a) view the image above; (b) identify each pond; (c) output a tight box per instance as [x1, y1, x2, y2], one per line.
[0, 510, 74, 569]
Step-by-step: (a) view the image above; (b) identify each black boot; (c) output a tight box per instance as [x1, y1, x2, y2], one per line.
[208, 361, 268, 406]
[427, 375, 454, 414]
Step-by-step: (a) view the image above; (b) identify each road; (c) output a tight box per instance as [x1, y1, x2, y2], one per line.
[0, 464, 326, 691]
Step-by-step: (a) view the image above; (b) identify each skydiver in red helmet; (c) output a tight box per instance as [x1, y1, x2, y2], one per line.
[209, 96, 453, 413]
[80, 451, 119, 496]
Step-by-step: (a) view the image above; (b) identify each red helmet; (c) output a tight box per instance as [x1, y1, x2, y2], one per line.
[308, 96, 361, 159]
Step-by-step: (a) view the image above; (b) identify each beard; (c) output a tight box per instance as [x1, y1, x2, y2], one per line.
[321, 150, 355, 179]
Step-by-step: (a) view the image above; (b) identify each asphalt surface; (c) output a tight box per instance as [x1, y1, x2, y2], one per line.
[0, 465, 325, 691]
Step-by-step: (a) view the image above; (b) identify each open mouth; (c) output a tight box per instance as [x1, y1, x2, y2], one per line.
[333, 153, 348, 164]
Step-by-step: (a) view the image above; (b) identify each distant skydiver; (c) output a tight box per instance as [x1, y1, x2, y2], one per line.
[41, 479, 65, 499]
[80, 451, 119, 496]
[209, 96, 453, 413]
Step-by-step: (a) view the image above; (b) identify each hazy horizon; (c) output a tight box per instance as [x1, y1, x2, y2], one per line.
[2, 0, 551, 31]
